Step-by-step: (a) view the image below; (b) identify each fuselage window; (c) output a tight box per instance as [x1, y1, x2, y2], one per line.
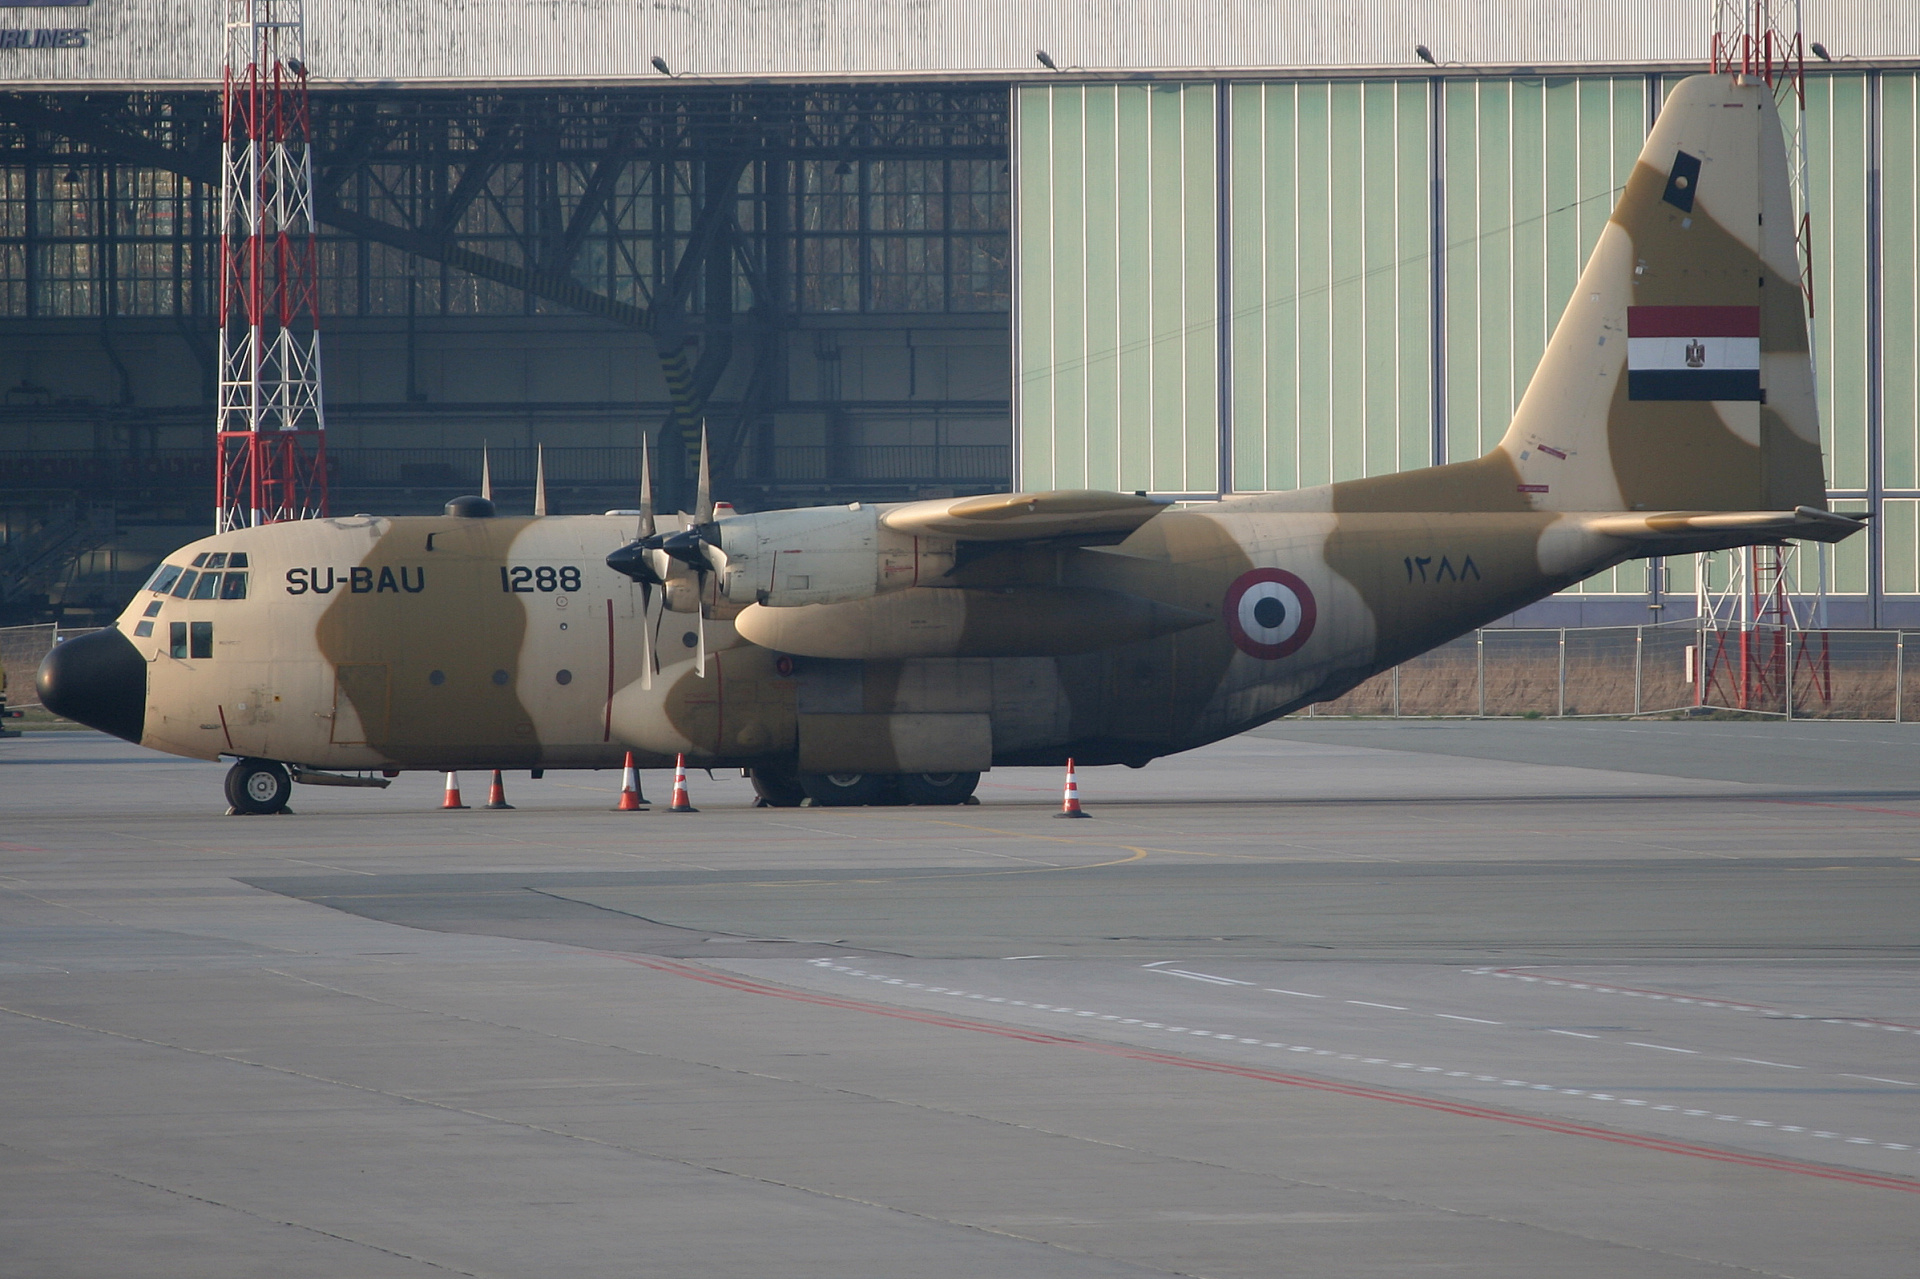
[142, 600, 163, 617]
[169, 570, 199, 599]
[205, 552, 228, 569]
[148, 564, 183, 595]
[168, 622, 188, 658]
[133, 620, 154, 638]
[219, 572, 248, 600]
[189, 621, 213, 659]
[190, 572, 221, 600]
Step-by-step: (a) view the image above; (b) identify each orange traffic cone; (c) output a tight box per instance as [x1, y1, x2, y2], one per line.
[441, 771, 470, 810]
[1054, 757, 1089, 818]
[668, 753, 698, 813]
[613, 751, 647, 811]
[484, 769, 514, 810]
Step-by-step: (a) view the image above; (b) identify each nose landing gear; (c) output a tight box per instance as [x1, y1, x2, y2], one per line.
[225, 758, 293, 815]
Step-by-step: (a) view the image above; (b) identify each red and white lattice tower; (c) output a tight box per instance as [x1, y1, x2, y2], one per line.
[216, 0, 327, 532]
[1694, 2, 1830, 712]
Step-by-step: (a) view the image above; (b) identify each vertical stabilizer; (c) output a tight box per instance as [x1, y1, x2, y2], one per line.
[1498, 72, 1826, 513]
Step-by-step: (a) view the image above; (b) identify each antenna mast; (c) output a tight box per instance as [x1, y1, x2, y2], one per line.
[1695, 1, 1829, 714]
[216, 0, 328, 532]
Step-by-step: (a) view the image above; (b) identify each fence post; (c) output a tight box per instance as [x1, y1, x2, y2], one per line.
[1476, 630, 1486, 718]
[1785, 631, 1794, 721]
[1392, 664, 1401, 718]
[1557, 628, 1567, 718]
[1898, 633, 1906, 724]
[1634, 626, 1643, 717]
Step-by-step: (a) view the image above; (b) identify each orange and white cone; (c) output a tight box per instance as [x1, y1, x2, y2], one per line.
[668, 753, 698, 813]
[1054, 757, 1089, 818]
[613, 751, 647, 811]
[484, 769, 514, 810]
[441, 771, 470, 810]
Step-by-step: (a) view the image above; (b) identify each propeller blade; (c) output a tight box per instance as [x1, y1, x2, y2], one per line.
[638, 433, 656, 540]
[693, 421, 712, 526]
[638, 581, 655, 690]
[695, 596, 707, 678]
[533, 443, 548, 517]
[479, 442, 492, 501]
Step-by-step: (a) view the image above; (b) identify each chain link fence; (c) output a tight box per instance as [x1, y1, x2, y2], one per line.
[1311, 626, 1920, 720]
[0, 624, 99, 709]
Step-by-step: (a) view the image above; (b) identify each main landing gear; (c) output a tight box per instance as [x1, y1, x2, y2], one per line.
[224, 757, 292, 815]
[747, 762, 980, 808]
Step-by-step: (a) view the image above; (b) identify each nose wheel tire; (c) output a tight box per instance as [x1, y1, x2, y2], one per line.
[798, 771, 892, 807]
[895, 771, 981, 805]
[225, 758, 292, 815]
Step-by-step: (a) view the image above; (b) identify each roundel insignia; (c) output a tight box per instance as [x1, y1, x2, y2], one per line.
[1223, 568, 1316, 660]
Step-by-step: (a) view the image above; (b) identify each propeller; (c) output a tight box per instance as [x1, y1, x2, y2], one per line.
[656, 424, 726, 676]
[605, 436, 671, 688]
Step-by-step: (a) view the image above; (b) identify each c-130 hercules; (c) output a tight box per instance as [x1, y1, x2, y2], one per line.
[39, 73, 1863, 813]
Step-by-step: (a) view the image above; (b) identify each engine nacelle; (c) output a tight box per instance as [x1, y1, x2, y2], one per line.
[714, 504, 954, 607]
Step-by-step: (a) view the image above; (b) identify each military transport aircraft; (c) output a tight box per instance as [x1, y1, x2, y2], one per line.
[38, 72, 1863, 813]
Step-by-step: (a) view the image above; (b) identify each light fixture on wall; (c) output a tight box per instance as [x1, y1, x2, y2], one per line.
[1035, 50, 1058, 71]
[650, 55, 673, 76]
[1810, 41, 1832, 60]
[834, 160, 855, 177]
[1414, 45, 1437, 66]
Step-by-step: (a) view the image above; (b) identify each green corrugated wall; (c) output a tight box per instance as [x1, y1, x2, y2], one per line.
[1016, 71, 1912, 600]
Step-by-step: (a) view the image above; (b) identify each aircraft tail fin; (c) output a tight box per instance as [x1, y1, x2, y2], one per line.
[1495, 71, 1826, 514]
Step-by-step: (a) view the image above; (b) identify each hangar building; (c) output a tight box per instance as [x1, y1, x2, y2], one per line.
[0, 0, 1916, 625]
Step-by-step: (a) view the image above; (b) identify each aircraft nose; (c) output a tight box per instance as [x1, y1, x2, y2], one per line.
[36, 626, 147, 744]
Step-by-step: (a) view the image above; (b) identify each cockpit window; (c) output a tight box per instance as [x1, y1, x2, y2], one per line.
[190, 571, 220, 600]
[205, 552, 229, 569]
[191, 552, 209, 568]
[142, 599, 163, 618]
[219, 572, 248, 600]
[227, 552, 249, 569]
[169, 569, 199, 599]
[147, 564, 183, 595]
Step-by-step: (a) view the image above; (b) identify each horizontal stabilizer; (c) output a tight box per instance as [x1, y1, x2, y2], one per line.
[883, 490, 1166, 542]
[1585, 506, 1866, 546]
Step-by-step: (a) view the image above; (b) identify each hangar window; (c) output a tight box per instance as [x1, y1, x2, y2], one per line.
[190, 621, 213, 659]
[792, 159, 1009, 314]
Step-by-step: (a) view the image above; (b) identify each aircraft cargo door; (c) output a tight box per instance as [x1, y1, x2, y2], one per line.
[331, 664, 390, 745]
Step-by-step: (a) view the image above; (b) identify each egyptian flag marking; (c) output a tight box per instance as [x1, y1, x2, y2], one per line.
[1627, 305, 1761, 401]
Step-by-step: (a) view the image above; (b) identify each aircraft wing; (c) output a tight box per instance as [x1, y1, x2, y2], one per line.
[1584, 506, 1867, 546]
[881, 489, 1166, 542]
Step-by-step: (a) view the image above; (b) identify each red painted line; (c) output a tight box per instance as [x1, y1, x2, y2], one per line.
[1760, 798, 1920, 819]
[1489, 967, 1920, 1034]
[622, 957, 1920, 1195]
[1627, 305, 1761, 337]
[216, 704, 235, 752]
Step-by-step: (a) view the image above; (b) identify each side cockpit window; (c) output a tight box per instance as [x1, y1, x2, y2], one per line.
[169, 569, 199, 599]
[219, 572, 248, 599]
[169, 621, 187, 658]
[147, 564, 183, 595]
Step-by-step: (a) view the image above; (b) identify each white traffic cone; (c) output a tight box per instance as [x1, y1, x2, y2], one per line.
[441, 771, 470, 810]
[614, 751, 647, 811]
[668, 753, 698, 813]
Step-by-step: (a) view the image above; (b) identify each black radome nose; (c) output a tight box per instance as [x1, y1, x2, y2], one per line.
[36, 627, 147, 744]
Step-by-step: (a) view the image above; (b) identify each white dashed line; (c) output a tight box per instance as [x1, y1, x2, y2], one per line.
[1841, 1074, 1919, 1087]
[1629, 1042, 1699, 1054]
[1156, 969, 1257, 986]
[1471, 969, 1920, 1036]
[1735, 1058, 1804, 1070]
[805, 961, 1914, 1157]
[1266, 988, 1324, 998]
[1434, 1013, 1502, 1025]
[1346, 1000, 1408, 1011]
